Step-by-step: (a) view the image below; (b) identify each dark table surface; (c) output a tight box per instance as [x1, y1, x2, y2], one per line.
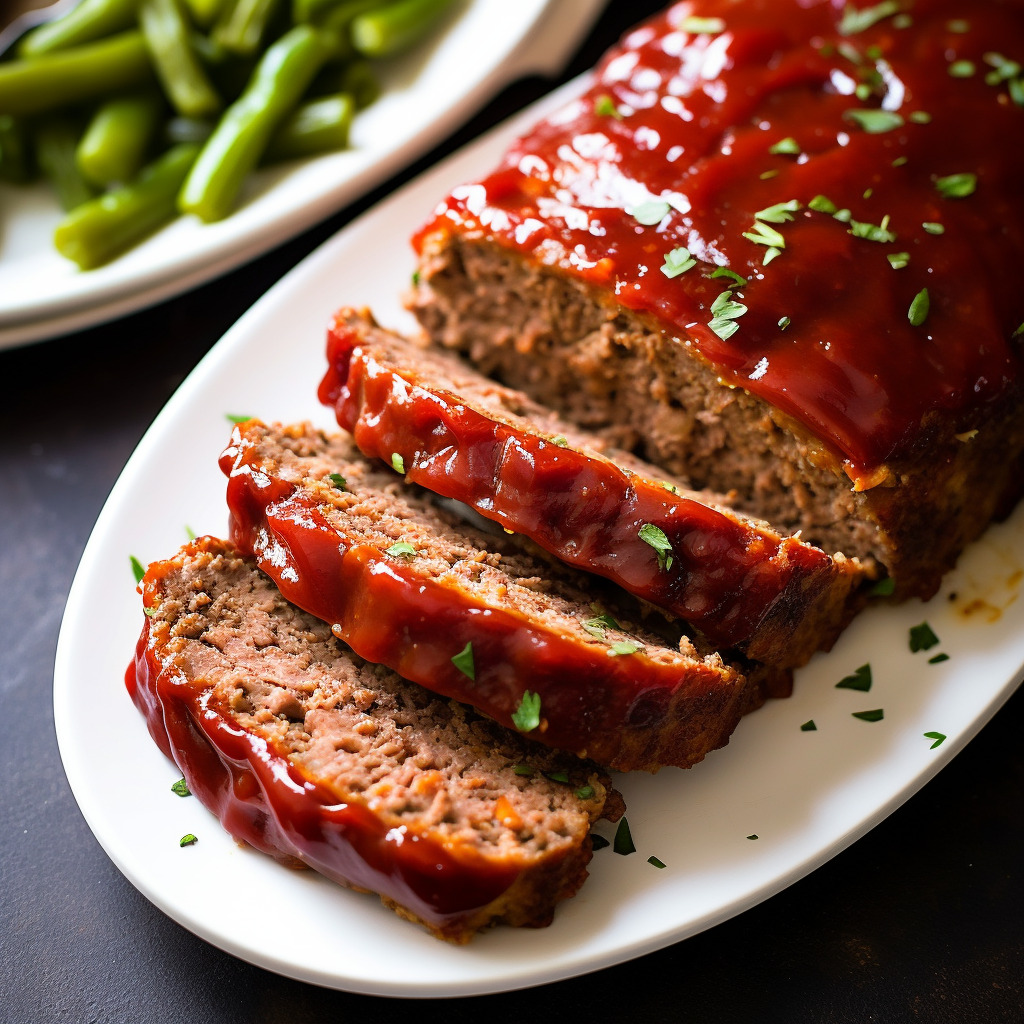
[2, 4, 1022, 1021]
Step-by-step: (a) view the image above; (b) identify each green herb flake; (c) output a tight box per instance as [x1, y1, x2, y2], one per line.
[929, 652, 951, 664]
[946, 19, 969, 33]
[179, 834, 198, 847]
[909, 621, 940, 652]
[582, 612, 620, 639]
[629, 199, 671, 226]
[935, 172, 977, 198]
[983, 52, 1022, 85]
[747, 834, 759, 840]
[870, 576, 896, 596]
[809, 194, 839, 214]
[760, 169, 780, 180]
[130, 555, 147, 585]
[852, 708, 884, 722]
[575, 785, 595, 800]
[609, 640, 641, 656]
[800, 720, 817, 732]
[844, 108, 905, 133]
[769, 136, 800, 155]
[550, 435, 569, 447]
[451, 641, 475, 680]
[143, 606, 158, 618]
[390, 452, 405, 474]
[888, 251, 910, 269]
[755, 199, 802, 223]
[613, 817, 636, 855]
[709, 267, 748, 287]
[661, 246, 697, 278]
[743, 220, 787, 248]
[1010, 78, 1024, 107]
[225, 413, 253, 424]
[512, 690, 541, 732]
[908, 287, 930, 326]
[513, 763, 535, 776]
[948, 59, 976, 77]
[545, 769, 570, 783]
[838, 1, 901, 36]
[849, 218, 897, 243]
[836, 663, 873, 691]
[648, 855, 667, 869]
[638, 522, 674, 571]
[922, 221, 945, 234]
[778, 316, 791, 330]
[594, 93, 623, 119]
[924, 731, 947, 748]
[892, 155, 909, 167]
[385, 541, 418, 559]
[327, 472, 347, 490]
[411, 269, 421, 286]
[679, 15, 726, 35]
[171, 778, 191, 797]
[909, 110, 932, 124]
[591, 834, 610, 851]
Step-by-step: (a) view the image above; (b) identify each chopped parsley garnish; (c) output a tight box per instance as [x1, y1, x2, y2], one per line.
[451, 641, 475, 680]
[909, 110, 931, 123]
[852, 708, 884, 722]
[809, 194, 838, 214]
[512, 690, 541, 732]
[593, 94, 624, 119]
[800, 720, 817, 732]
[171, 778, 191, 797]
[184, 525, 196, 541]
[892, 155, 908, 167]
[130, 555, 147, 585]
[948, 59, 976, 78]
[922, 221, 945, 234]
[870, 576, 896, 596]
[1015, 323, 1024, 338]
[843, 108, 904, 133]
[225, 413, 253, 424]
[629, 199, 671, 225]
[769, 136, 800, 155]
[747, 834, 759, 840]
[513, 764, 534, 776]
[838, 1, 901, 36]
[887, 251, 910, 269]
[929, 652, 950, 664]
[662, 246, 697, 278]
[609, 640, 641, 656]
[179, 834, 198, 847]
[755, 199, 801, 223]
[742, 219, 786, 249]
[708, 288, 749, 339]
[909, 621, 940, 652]
[984, 52, 1022, 86]
[390, 452, 405, 474]
[648, 855, 667, 868]
[613, 817, 636, 855]
[923, 731, 947, 748]
[385, 541, 418, 558]
[327, 472, 347, 490]
[638, 522, 674, 570]
[908, 288, 930, 326]
[550, 435, 569, 447]
[591, 834, 610, 851]
[582, 612, 621, 639]
[411, 269, 420, 286]
[709, 267, 748, 287]
[545, 769, 570, 783]
[778, 316, 791, 330]
[836, 663, 873, 691]
[575, 785, 595, 800]
[935, 172, 977, 198]
[848, 216, 896, 243]
[679, 15, 726, 35]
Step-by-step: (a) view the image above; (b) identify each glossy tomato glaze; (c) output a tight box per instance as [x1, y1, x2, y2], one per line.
[126, 576, 523, 934]
[413, 0, 1024, 470]
[219, 425, 747, 770]
[319, 312, 854, 664]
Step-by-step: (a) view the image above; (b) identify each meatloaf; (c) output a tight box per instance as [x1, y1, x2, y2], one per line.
[220, 419, 774, 772]
[319, 306, 867, 667]
[409, 0, 1024, 599]
[128, 537, 623, 943]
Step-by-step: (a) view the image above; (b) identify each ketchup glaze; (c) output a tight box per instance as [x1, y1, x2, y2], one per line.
[413, 0, 1024, 471]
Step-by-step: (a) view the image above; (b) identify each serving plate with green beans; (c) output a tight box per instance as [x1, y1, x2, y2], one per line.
[0, 0, 606, 348]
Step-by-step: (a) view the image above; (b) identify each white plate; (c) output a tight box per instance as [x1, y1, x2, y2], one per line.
[0, 0, 606, 349]
[55, 83, 1024, 998]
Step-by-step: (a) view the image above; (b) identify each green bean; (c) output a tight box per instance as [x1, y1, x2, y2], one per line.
[181, 0, 226, 28]
[350, 0, 454, 59]
[55, 141, 201, 269]
[338, 58, 379, 109]
[212, 0, 284, 55]
[293, 0, 384, 27]
[17, 0, 139, 59]
[179, 24, 331, 221]
[0, 31, 155, 117]
[0, 115, 33, 183]
[76, 93, 165, 186]
[164, 115, 216, 144]
[33, 115, 97, 211]
[264, 92, 353, 161]
[139, 0, 222, 118]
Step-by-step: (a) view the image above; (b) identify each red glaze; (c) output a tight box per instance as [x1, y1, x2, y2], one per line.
[220, 424, 747, 770]
[413, 0, 1024, 472]
[126, 552, 526, 936]
[319, 311, 857, 664]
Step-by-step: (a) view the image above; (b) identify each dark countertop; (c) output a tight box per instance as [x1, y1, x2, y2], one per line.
[1, 4, 1021, 1021]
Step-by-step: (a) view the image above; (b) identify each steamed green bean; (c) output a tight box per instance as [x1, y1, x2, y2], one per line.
[76, 93, 165, 186]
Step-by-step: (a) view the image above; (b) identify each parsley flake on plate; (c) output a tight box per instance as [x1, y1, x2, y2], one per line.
[179, 834, 198, 847]
[327, 472, 347, 490]
[130, 555, 147, 585]
[679, 16, 726, 35]
[390, 452, 405, 474]
[648, 856, 667, 868]
[935, 172, 977, 198]
[843, 108, 905, 133]
[593, 94, 623, 119]
[909, 621, 940, 651]
[836, 663, 872, 691]
[768, 136, 800, 155]
[385, 541, 418, 558]
[170, 778, 191, 797]
[638, 522, 674, 570]
[613, 817, 636, 855]
[511, 690, 541, 732]
[852, 708, 884, 722]
[923, 731, 947, 748]
[451, 641, 475, 680]
[608, 640, 641, 656]
[838, 1, 901, 35]
[908, 287, 930, 326]
[661, 246, 697, 278]
[629, 199, 671, 226]
[800, 720, 817, 732]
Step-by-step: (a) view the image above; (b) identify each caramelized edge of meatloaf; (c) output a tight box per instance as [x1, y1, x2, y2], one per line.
[408, 234, 1024, 600]
[130, 537, 623, 943]
[221, 421, 769, 772]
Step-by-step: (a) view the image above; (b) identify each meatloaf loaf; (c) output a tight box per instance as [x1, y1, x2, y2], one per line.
[319, 306, 867, 667]
[409, 0, 1024, 599]
[220, 419, 776, 772]
[128, 537, 623, 943]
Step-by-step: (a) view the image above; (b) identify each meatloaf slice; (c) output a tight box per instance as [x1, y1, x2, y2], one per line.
[318, 306, 867, 668]
[128, 537, 623, 943]
[220, 420, 766, 772]
[408, 0, 1024, 600]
